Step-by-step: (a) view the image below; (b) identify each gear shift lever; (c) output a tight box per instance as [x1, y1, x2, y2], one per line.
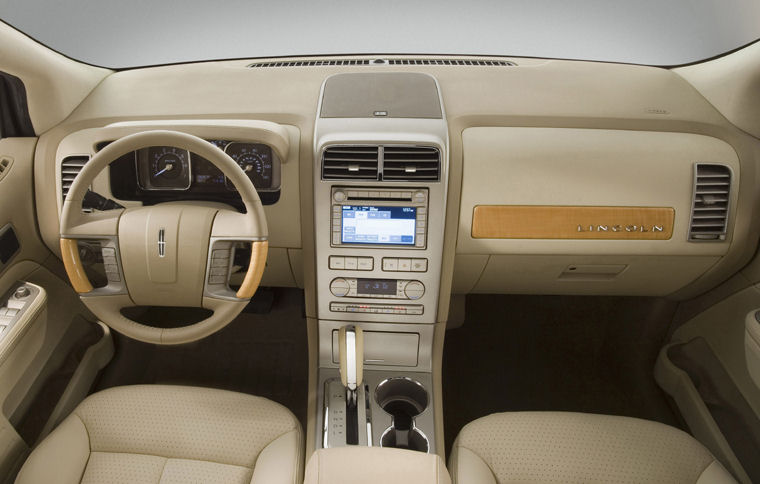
[339, 325, 364, 406]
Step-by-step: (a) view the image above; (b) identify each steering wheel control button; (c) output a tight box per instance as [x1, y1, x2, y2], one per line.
[211, 258, 228, 267]
[14, 287, 30, 299]
[101, 247, 116, 257]
[212, 249, 230, 259]
[403, 281, 425, 300]
[330, 278, 351, 297]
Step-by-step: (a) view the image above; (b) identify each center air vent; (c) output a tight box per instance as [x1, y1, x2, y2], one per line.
[321, 145, 440, 181]
[382, 147, 440, 181]
[689, 163, 731, 241]
[60, 155, 89, 202]
[322, 146, 379, 180]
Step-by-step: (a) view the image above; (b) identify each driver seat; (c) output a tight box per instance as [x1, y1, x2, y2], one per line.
[15, 385, 303, 484]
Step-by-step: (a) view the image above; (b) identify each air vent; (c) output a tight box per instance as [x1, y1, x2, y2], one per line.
[60, 156, 89, 202]
[249, 58, 515, 68]
[689, 164, 731, 241]
[322, 146, 379, 180]
[387, 59, 515, 66]
[382, 146, 440, 181]
[250, 59, 371, 68]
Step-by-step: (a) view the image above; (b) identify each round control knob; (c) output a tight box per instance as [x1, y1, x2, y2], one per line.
[330, 278, 351, 297]
[333, 191, 346, 202]
[414, 191, 426, 202]
[403, 281, 425, 300]
[14, 286, 30, 299]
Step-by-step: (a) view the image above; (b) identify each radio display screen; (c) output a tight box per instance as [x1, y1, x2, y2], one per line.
[341, 206, 416, 245]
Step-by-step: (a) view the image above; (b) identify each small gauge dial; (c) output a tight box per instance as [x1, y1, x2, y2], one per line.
[224, 143, 274, 190]
[141, 146, 191, 190]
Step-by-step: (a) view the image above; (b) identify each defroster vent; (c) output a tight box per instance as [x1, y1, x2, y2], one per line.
[60, 156, 89, 202]
[689, 164, 731, 241]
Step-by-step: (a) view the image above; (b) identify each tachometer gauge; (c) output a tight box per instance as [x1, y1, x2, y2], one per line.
[138, 146, 192, 190]
[224, 143, 273, 190]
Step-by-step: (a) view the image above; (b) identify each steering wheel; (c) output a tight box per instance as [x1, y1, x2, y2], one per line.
[59, 130, 268, 345]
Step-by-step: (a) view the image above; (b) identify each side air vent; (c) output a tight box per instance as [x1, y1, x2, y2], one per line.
[689, 163, 731, 241]
[322, 146, 379, 180]
[250, 58, 515, 68]
[382, 146, 441, 181]
[60, 155, 89, 202]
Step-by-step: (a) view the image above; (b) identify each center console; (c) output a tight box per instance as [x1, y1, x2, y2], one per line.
[313, 72, 448, 454]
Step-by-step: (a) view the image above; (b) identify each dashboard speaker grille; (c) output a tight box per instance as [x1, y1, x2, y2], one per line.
[689, 163, 731, 241]
[60, 155, 89, 202]
[322, 146, 379, 180]
[382, 146, 440, 181]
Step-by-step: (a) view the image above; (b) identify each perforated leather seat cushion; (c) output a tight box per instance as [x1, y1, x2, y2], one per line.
[449, 412, 736, 484]
[15, 385, 303, 484]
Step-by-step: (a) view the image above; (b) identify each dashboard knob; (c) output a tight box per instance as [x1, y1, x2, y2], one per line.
[330, 278, 350, 297]
[403, 281, 425, 300]
[334, 191, 346, 202]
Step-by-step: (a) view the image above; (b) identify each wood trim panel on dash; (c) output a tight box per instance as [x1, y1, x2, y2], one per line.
[472, 206, 675, 240]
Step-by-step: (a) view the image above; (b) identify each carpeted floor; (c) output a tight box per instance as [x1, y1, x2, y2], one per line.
[94, 288, 308, 432]
[442, 294, 683, 456]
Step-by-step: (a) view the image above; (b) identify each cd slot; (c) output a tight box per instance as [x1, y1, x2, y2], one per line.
[347, 196, 413, 202]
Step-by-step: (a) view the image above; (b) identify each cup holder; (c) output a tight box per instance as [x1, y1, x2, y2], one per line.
[375, 378, 430, 453]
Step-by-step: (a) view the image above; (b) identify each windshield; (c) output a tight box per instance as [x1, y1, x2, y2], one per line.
[1, 0, 759, 69]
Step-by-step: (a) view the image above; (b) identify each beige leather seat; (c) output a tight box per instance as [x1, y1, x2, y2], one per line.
[449, 412, 736, 484]
[16, 385, 303, 484]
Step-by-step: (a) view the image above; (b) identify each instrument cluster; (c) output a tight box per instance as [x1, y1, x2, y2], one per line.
[135, 140, 275, 191]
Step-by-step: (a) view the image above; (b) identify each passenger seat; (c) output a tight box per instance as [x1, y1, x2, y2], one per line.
[449, 412, 735, 483]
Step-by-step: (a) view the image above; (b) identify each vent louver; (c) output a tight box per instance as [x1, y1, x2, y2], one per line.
[382, 146, 440, 181]
[249, 58, 515, 68]
[321, 146, 379, 180]
[321, 145, 441, 181]
[689, 164, 731, 241]
[60, 156, 89, 202]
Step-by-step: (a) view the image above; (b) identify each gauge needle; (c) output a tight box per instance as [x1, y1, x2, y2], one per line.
[155, 163, 174, 177]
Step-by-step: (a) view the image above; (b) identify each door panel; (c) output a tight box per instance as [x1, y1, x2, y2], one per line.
[0, 138, 111, 482]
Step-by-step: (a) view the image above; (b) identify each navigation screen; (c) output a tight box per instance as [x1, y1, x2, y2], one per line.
[341, 206, 416, 245]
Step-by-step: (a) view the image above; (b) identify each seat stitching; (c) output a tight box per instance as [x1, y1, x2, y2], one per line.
[87, 450, 253, 471]
[157, 456, 169, 483]
[695, 458, 719, 481]
[454, 443, 498, 483]
[249, 426, 300, 469]
[73, 413, 92, 484]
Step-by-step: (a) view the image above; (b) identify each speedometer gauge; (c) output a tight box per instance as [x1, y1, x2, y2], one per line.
[224, 143, 273, 190]
[137, 146, 192, 190]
